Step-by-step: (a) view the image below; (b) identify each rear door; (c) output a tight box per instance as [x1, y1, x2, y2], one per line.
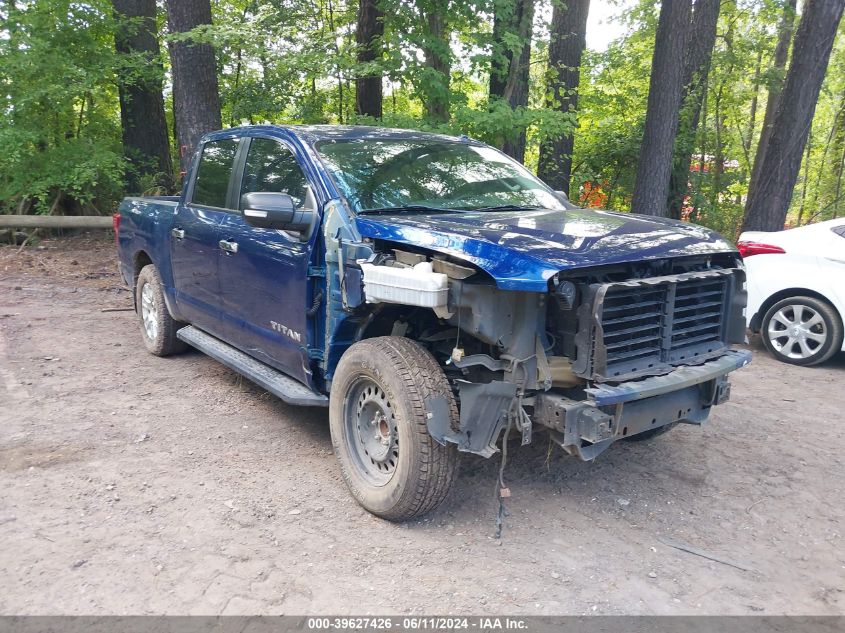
[217, 136, 319, 387]
[170, 137, 241, 334]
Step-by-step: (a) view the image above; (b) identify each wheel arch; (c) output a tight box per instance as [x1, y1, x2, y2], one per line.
[356, 304, 418, 340]
[131, 250, 183, 322]
[750, 288, 842, 332]
[133, 250, 154, 286]
[130, 250, 154, 311]
[354, 303, 460, 347]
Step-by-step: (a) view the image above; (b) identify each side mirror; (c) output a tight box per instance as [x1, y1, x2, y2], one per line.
[240, 191, 315, 233]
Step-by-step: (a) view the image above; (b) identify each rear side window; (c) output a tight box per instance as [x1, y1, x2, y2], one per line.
[832, 225, 845, 238]
[239, 138, 310, 208]
[192, 139, 239, 208]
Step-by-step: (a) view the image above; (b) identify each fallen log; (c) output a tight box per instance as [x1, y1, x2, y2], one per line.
[0, 215, 113, 229]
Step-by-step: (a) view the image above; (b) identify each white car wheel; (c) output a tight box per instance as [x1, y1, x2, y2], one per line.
[761, 296, 843, 366]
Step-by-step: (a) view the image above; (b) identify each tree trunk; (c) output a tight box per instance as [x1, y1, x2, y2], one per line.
[489, 0, 535, 163]
[831, 101, 845, 219]
[327, 0, 346, 123]
[667, 0, 720, 219]
[742, 0, 844, 232]
[745, 49, 764, 158]
[229, 5, 249, 127]
[710, 85, 724, 212]
[536, 0, 590, 194]
[744, 0, 797, 214]
[834, 138, 845, 218]
[112, 0, 173, 193]
[797, 130, 813, 226]
[421, 4, 451, 122]
[165, 0, 222, 175]
[631, 0, 693, 217]
[809, 92, 845, 216]
[693, 77, 707, 220]
[355, 0, 385, 118]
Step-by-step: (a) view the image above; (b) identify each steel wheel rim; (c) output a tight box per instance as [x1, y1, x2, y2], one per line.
[140, 282, 158, 341]
[344, 377, 399, 487]
[767, 303, 826, 360]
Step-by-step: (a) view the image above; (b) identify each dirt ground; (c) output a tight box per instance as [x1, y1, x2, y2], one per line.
[1, 233, 843, 616]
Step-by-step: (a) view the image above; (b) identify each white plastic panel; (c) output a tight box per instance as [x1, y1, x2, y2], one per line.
[360, 261, 448, 308]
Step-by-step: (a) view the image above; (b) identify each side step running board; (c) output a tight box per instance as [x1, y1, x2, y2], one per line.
[177, 326, 329, 407]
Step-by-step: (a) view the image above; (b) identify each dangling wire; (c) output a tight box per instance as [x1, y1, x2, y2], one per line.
[494, 411, 514, 540]
[494, 383, 527, 540]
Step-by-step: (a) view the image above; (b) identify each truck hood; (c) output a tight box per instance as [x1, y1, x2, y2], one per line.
[355, 207, 737, 291]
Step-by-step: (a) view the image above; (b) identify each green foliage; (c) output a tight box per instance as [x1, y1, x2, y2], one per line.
[0, 0, 126, 214]
[569, 0, 845, 233]
[1, 0, 843, 231]
[570, 1, 654, 210]
[795, 26, 845, 224]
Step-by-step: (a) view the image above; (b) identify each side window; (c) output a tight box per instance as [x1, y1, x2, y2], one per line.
[240, 138, 310, 209]
[832, 225, 845, 238]
[192, 139, 238, 209]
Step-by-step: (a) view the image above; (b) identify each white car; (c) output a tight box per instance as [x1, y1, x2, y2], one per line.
[739, 218, 845, 366]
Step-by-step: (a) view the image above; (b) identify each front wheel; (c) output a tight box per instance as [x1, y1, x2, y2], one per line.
[329, 337, 459, 521]
[761, 296, 843, 366]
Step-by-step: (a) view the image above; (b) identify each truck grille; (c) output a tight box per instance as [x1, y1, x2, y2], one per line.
[668, 277, 728, 361]
[600, 285, 666, 371]
[582, 271, 733, 381]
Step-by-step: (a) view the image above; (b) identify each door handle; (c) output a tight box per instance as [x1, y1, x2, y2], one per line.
[219, 239, 239, 254]
[171, 228, 185, 239]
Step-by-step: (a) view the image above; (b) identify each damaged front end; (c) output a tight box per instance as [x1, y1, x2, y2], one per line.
[324, 212, 750, 461]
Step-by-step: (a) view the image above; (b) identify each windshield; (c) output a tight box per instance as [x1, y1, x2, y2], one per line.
[314, 138, 566, 213]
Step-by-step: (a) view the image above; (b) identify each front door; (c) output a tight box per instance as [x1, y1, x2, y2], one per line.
[170, 138, 240, 334]
[217, 137, 318, 387]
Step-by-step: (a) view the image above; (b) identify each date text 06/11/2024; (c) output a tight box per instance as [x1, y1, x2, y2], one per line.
[306, 617, 529, 630]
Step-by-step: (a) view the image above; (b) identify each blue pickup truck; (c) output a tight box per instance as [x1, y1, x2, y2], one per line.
[117, 125, 750, 520]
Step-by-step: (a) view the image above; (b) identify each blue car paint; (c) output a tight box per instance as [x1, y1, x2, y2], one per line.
[355, 208, 736, 292]
[170, 201, 228, 330]
[118, 197, 183, 318]
[118, 124, 740, 392]
[118, 126, 339, 390]
[216, 212, 317, 385]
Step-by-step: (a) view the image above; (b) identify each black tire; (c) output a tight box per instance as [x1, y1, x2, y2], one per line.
[623, 422, 677, 442]
[761, 296, 843, 367]
[329, 336, 459, 521]
[135, 264, 187, 357]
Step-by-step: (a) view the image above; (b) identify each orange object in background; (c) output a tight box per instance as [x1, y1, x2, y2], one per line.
[578, 181, 608, 208]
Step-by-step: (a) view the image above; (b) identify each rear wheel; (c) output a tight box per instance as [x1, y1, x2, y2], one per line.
[135, 264, 186, 357]
[761, 296, 843, 366]
[329, 337, 459, 521]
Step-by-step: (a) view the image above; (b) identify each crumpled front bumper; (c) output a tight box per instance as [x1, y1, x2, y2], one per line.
[428, 349, 751, 460]
[534, 349, 752, 460]
[585, 349, 752, 406]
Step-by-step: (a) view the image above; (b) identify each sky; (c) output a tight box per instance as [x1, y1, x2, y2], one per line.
[585, 1, 636, 52]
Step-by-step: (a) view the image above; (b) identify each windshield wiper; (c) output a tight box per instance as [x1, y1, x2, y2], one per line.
[464, 204, 542, 212]
[358, 205, 464, 215]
